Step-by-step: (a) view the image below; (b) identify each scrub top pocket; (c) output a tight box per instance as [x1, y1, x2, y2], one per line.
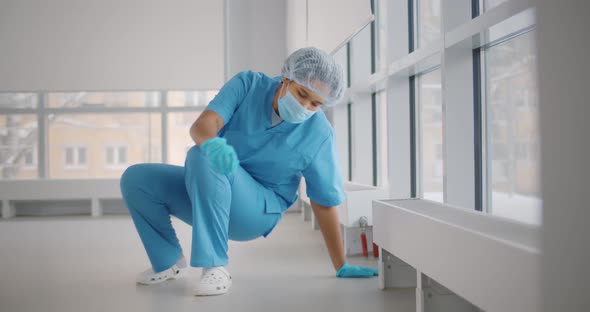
[261, 187, 283, 214]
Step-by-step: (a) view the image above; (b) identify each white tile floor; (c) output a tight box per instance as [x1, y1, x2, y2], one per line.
[0, 212, 414, 312]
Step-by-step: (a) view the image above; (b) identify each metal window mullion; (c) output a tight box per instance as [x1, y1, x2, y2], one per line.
[408, 0, 415, 53]
[440, 0, 450, 205]
[409, 76, 417, 198]
[473, 48, 484, 212]
[346, 42, 352, 88]
[347, 102, 353, 182]
[440, 45, 447, 205]
[370, 0, 377, 74]
[346, 40, 352, 182]
[37, 93, 48, 179]
[473, 0, 485, 212]
[480, 49, 490, 213]
[415, 75, 424, 199]
[480, 25, 536, 51]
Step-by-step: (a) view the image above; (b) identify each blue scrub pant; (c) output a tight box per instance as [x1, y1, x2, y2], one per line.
[120, 145, 283, 273]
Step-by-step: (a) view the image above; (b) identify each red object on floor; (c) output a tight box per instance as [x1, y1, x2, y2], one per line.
[373, 242, 379, 258]
[360, 232, 369, 257]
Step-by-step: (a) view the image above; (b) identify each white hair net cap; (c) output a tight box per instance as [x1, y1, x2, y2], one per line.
[281, 47, 345, 106]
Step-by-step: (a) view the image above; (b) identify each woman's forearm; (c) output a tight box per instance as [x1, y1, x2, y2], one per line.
[310, 200, 347, 271]
[189, 110, 225, 146]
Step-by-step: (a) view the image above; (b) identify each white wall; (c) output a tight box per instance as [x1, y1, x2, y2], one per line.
[226, 0, 287, 78]
[307, 0, 373, 54]
[0, 0, 224, 92]
[286, 0, 307, 55]
[537, 0, 590, 310]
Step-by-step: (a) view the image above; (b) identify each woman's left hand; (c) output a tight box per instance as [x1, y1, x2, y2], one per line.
[336, 261, 378, 278]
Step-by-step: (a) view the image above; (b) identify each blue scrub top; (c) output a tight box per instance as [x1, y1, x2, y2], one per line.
[205, 70, 345, 213]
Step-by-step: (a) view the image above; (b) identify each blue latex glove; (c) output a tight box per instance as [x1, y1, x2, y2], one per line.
[336, 261, 379, 278]
[200, 137, 239, 175]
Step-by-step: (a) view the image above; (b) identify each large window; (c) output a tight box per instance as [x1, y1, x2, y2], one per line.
[318, 0, 540, 224]
[416, 68, 443, 202]
[483, 30, 540, 224]
[0, 90, 219, 180]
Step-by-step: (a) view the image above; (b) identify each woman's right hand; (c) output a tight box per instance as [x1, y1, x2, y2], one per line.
[200, 137, 239, 175]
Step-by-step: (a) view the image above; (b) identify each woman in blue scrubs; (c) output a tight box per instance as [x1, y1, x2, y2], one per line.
[120, 47, 378, 296]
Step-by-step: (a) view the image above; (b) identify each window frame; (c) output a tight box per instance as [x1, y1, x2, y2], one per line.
[413, 66, 444, 202]
[104, 144, 129, 169]
[479, 27, 540, 221]
[63, 145, 88, 170]
[0, 91, 214, 179]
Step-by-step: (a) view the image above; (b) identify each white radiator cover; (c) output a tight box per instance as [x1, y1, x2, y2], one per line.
[373, 199, 540, 312]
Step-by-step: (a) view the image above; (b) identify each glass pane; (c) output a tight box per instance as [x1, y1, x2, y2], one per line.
[106, 147, 114, 165]
[119, 147, 127, 164]
[78, 147, 87, 165]
[333, 45, 349, 89]
[417, 68, 443, 202]
[167, 91, 218, 107]
[24, 147, 34, 165]
[65, 148, 74, 165]
[485, 30, 541, 224]
[48, 113, 161, 178]
[47, 92, 160, 108]
[351, 24, 373, 85]
[167, 112, 202, 165]
[416, 0, 441, 48]
[0, 93, 37, 109]
[375, 0, 388, 72]
[376, 91, 388, 187]
[0, 115, 38, 179]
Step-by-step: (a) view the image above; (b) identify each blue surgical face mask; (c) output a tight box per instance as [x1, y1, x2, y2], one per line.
[277, 82, 316, 124]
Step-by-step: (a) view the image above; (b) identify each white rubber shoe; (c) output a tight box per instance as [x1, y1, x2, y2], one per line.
[193, 266, 232, 296]
[136, 257, 188, 285]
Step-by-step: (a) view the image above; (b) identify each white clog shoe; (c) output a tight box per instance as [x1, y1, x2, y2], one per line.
[136, 264, 186, 285]
[193, 266, 232, 296]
